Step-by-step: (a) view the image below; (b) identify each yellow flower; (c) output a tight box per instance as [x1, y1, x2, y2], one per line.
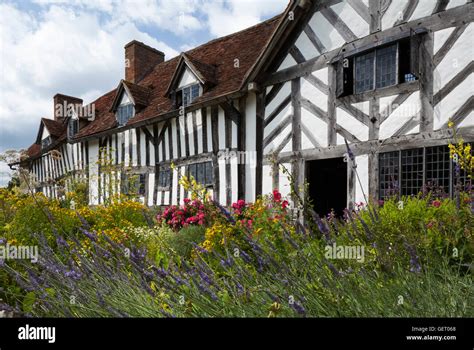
[448, 120, 454, 128]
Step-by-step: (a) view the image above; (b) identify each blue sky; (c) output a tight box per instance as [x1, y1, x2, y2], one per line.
[0, 0, 288, 186]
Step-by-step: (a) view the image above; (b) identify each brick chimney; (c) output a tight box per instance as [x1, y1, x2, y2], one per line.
[53, 94, 83, 121]
[125, 40, 165, 83]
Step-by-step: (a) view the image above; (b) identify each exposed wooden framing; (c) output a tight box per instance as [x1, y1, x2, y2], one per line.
[144, 128, 150, 166]
[161, 128, 166, 162]
[192, 111, 198, 155]
[158, 152, 214, 167]
[153, 124, 159, 204]
[432, 0, 450, 14]
[338, 101, 371, 126]
[211, 105, 220, 201]
[264, 95, 291, 127]
[265, 82, 285, 107]
[268, 127, 474, 164]
[85, 141, 89, 168]
[321, 7, 358, 42]
[433, 24, 468, 67]
[183, 114, 190, 157]
[394, 0, 419, 26]
[369, 97, 380, 140]
[201, 108, 208, 153]
[263, 116, 292, 148]
[175, 116, 182, 158]
[255, 91, 265, 197]
[274, 132, 292, 155]
[291, 78, 301, 154]
[140, 126, 155, 146]
[419, 32, 434, 132]
[301, 123, 320, 148]
[433, 61, 474, 105]
[303, 72, 329, 94]
[157, 120, 170, 147]
[443, 96, 474, 128]
[121, 132, 125, 165]
[289, 45, 306, 64]
[225, 108, 232, 206]
[368, 151, 379, 201]
[301, 97, 327, 121]
[393, 115, 419, 137]
[369, 0, 381, 33]
[168, 121, 173, 160]
[328, 64, 337, 146]
[262, 4, 473, 87]
[129, 130, 133, 166]
[347, 156, 356, 210]
[347, 0, 370, 24]
[336, 124, 360, 143]
[272, 162, 279, 191]
[238, 97, 246, 200]
[303, 24, 326, 54]
[220, 101, 241, 126]
[379, 92, 413, 124]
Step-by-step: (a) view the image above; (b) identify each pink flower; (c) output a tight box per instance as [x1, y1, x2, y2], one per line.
[432, 200, 441, 208]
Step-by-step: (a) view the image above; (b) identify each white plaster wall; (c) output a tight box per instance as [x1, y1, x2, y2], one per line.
[354, 154, 369, 205]
[245, 93, 257, 202]
[178, 67, 199, 88]
[88, 139, 99, 205]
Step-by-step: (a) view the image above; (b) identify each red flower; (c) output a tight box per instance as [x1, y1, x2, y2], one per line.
[282, 200, 289, 209]
[273, 189, 282, 202]
[432, 200, 441, 208]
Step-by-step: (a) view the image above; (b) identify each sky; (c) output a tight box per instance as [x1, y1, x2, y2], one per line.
[0, 0, 288, 186]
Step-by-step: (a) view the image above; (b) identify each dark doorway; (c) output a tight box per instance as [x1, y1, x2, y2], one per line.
[306, 157, 347, 217]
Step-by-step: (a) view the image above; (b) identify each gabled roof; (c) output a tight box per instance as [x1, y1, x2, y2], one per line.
[23, 13, 283, 160]
[110, 80, 151, 112]
[35, 118, 67, 144]
[164, 53, 217, 96]
[74, 14, 281, 139]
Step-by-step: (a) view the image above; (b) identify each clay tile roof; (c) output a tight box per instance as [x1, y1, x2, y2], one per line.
[184, 54, 217, 86]
[72, 14, 281, 139]
[26, 143, 41, 158]
[122, 80, 151, 108]
[42, 118, 66, 138]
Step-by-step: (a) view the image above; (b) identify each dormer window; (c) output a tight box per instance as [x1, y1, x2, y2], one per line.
[176, 83, 201, 108]
[116, 92, 134, 126]
[67, 117, 79, 139]
[41, 136, 52, 149]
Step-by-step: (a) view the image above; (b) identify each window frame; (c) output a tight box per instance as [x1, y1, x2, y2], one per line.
[187, 161, 213, 187]
[41, 136, 52, 150]
[116, 103, 134, 127]
[176, 83, 201, 108]
[353, 42, 399, 94]
[67, 117, 79, 139]
[157, 167, 171, 190]
[378, 145, 472, 200]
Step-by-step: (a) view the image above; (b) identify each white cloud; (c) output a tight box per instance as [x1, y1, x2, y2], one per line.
[0, 3, 179, 138]
[203, 0, 288, 37]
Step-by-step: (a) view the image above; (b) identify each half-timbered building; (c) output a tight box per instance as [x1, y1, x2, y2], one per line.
[16, 0, 474, 215]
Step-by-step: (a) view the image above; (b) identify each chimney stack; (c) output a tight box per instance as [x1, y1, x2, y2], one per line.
[53, 94, 83, 121]
[125, 40, 165, 84]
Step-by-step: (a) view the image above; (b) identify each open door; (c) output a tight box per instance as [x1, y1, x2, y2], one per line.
[306, 157, 347, 217]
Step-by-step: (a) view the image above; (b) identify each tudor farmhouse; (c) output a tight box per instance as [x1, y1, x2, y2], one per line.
[15, 0, 474, 215]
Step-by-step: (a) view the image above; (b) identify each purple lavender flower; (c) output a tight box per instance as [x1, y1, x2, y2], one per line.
[291, 302, 306, 315]
[80, 229, 97, 241]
